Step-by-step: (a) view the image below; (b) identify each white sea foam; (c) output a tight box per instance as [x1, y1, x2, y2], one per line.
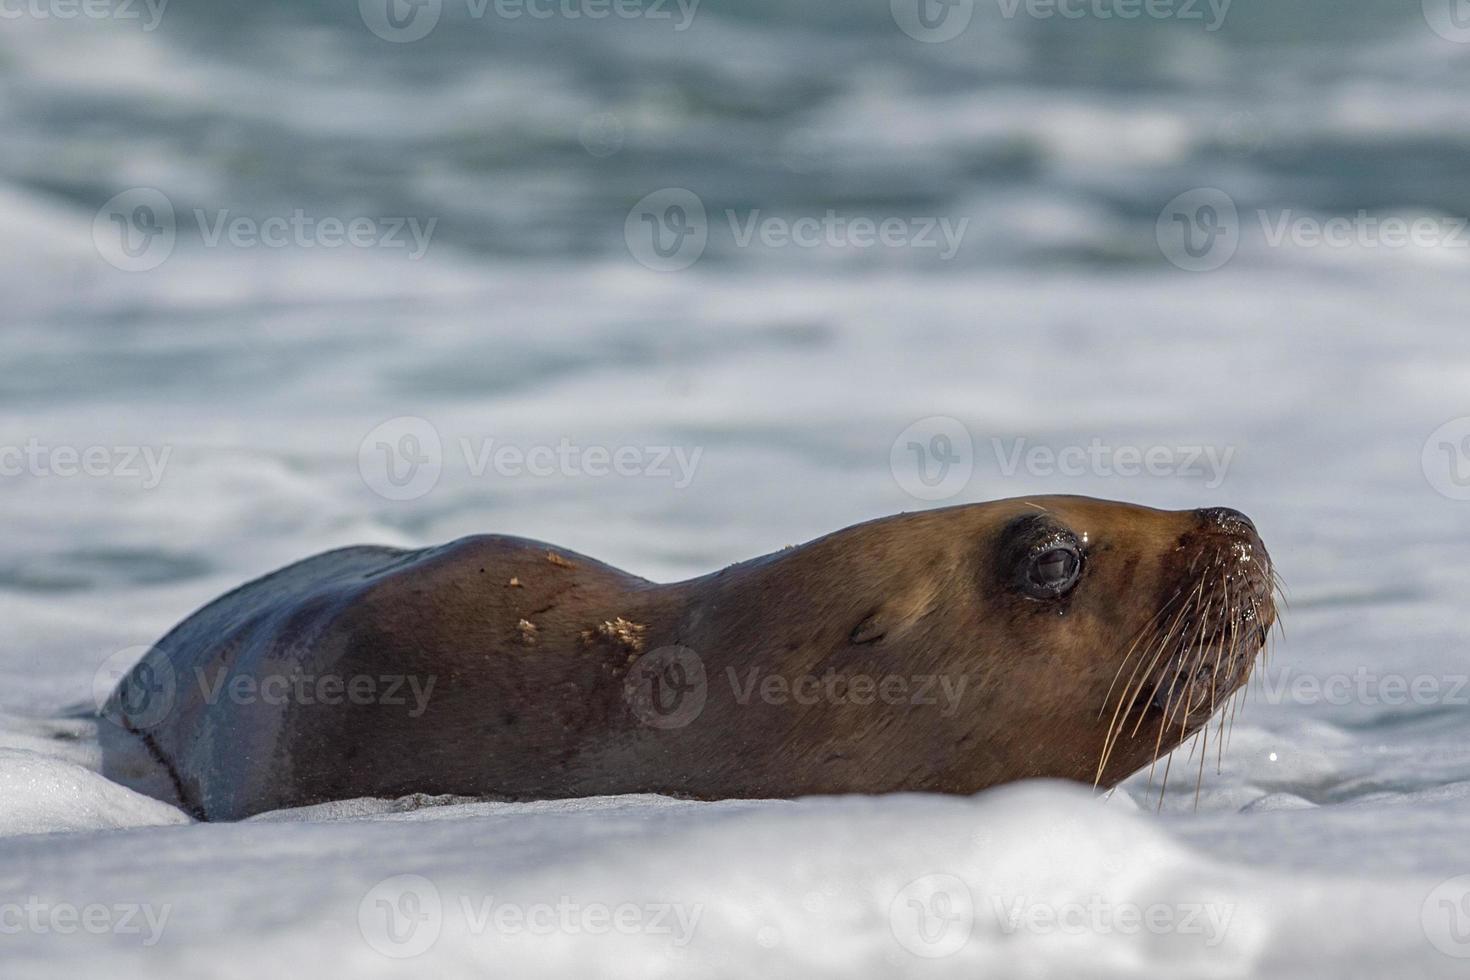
[2, 2, 1469, 974]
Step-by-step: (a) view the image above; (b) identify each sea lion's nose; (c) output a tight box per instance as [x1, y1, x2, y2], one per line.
[1195, 507, 1256, 536]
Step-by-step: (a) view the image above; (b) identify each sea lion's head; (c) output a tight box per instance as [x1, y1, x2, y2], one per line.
[690, 495, 1281, 798]
[941, 495, 1278, 793]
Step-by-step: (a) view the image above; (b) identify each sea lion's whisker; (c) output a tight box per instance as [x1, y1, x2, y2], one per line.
[1100, 592, 1186, 720]
[1155, 732, 1176, 812]
[1098, 620, 1174, 783]
[1139, 598, 1201, 796]
[1208, 570, 1230, 715]
[1124, 615, 1193, 742]
[1095, 587, 1197, 781]
[1215, 691, 1231, 774]
[1162, 588, 1215, 732]
[1193, 722, 1209, 810]
[1123, 578, 1207, 740]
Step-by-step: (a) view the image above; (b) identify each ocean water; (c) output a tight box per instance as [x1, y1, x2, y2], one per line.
[3, 1, 1470, 975]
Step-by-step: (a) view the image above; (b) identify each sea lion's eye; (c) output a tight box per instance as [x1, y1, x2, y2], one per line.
[1025, 545, 1081, 598]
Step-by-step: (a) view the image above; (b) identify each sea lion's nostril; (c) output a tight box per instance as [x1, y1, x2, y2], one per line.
[1196, 507, 1255, 535]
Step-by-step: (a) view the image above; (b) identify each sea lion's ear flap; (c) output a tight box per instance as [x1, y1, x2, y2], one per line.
[850, 611, 886, 645]
[848, 579, 945, 646]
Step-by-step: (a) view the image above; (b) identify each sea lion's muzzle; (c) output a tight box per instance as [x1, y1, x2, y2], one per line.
[1140, 506, 1276, 727]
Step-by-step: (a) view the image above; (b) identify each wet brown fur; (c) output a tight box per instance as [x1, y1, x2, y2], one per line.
[101, 495, 1275, 821]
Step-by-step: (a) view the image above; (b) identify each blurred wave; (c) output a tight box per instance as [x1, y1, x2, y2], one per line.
[3, 0, 1470, 288]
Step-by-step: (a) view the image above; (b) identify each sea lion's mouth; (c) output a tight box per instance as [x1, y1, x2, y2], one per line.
[1142, 616, 1272, 728]
[1096, 511, 1279, 789]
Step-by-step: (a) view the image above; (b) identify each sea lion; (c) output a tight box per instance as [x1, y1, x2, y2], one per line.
[100, 495, 1277, 821]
